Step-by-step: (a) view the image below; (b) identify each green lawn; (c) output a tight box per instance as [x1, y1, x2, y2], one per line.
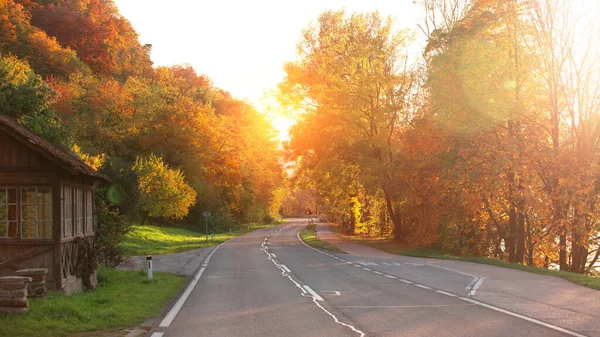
[299, 224, 344, 253]
[355, 240, 600, 291]
[0, 267, 186, 337]
[121, 222, 276, 256]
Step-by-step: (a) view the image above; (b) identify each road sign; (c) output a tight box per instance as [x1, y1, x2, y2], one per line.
[203, 211, 211, 217]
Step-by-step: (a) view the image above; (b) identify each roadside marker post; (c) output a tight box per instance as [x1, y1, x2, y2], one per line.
[146, 255, 153, 281]
[203, 211, 211, 241]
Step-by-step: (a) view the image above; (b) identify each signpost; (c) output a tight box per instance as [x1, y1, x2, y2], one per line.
[203, 211, 212, 242]
[305, 208, 312, 226]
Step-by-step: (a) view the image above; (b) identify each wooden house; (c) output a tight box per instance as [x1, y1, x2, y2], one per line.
[0, 114, 108, 294]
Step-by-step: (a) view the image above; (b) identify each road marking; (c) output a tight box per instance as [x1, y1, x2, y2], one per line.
[415, 284, 432, 290]
[466, 277, 478, 292]
[354, 264, 362, 268]
[459, 297, 588, 337]
[469, 277, 485, 296]
[358, 261, 379, 266]
[393, 262, 403, 266]
[405, 262, 425, 266]
[373, 271, 383, 275]
[150, 333, 164, 337]
[362, 268, 372, 271]
[281, 264, 291, 273]
[303, 285, 325, 301]
[159, 244, 222, 328]
[271, 253, 276, 258]
[319, 291, 342, 296]
[436, 290, 457, 297]
[399, 279, 413, 284]
[271, 229, 366, 336]
[326, 304, 476, 309]
[385, 275, 397, 279]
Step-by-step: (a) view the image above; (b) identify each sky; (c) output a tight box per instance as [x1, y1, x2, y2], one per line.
[113, 0, 424, 139]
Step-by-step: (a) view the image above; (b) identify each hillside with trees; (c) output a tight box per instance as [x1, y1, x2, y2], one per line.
[0, 0, 283, 264]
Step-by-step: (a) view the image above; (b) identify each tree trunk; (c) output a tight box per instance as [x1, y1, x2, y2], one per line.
[383, 190, 402, 242]
[559, 230, 568, 271]
[516, 207, 525, 264]
[140, 212, 149, 226]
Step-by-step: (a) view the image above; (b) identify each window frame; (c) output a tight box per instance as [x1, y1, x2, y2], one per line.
[0, 185, 54, 242]
[61, 184, 94, 241]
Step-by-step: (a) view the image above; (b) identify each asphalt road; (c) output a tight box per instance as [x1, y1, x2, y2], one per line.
[150, 219, 581, 337]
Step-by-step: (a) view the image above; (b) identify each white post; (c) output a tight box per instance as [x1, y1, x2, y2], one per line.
[147, 255, 153, 281]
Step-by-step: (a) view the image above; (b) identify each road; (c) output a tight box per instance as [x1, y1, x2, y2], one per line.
[149, 219, 587, 337]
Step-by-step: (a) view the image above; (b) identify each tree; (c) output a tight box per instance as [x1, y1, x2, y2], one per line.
[132, 155, 197, 224]
[279, 10, 417, 241]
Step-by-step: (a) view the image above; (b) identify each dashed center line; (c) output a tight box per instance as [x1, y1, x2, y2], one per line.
[399, 279, 413, 284]
[384, 275, 397, 279]
[373, 271, 383, 275]
[363, 268, 372, 271]
[415, 284, 432, 290]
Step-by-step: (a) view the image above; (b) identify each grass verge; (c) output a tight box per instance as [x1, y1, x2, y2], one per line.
[0, 267, 186, 337]
[349, 239, 600, 290]
[299, 224, 344, 253]
[121, 222, 276, 256]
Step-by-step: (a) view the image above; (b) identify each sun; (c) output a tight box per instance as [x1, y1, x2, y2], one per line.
[269, 115, 295, 142]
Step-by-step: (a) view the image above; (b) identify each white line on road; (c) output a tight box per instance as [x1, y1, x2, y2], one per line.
[159, 245, 222, 328]
[362, 268, 372, 271]
[281, 264, 291, 273]
[469, 277, 485, 296]
[373, 271, 383, 275]
[393, 262, 403, 266]
[303, 285, 325, 301]
[271, 253, 276, 258]
[415, 284, 432, 290]
[385, 275, 397, 279]
[466, 277, 477, 292]
[150, 333, 164, 337]
[399, 279, 413, 284]
[326, 304, 476, 309]
[459, 297, 588, 337]
[436, 290, 457, 297]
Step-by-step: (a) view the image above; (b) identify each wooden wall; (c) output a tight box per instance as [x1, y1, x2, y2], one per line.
[0, 244, 57, 289]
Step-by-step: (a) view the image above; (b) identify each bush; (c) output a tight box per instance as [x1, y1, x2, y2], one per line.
[94, 186, 130, 267]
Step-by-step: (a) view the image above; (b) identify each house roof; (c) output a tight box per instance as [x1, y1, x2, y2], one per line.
[0, 114, 109, 182]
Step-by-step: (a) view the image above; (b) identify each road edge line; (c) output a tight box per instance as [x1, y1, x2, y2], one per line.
[459, 297, 588, 337]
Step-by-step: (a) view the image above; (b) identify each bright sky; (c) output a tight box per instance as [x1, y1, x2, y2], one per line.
[113, 0, 424, 140]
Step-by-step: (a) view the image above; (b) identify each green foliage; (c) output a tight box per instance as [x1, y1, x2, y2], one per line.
[133, 155, 197, 221]
[299, 224, 344, 253]
[120, 222, 275, 255]
[0, 267, 186, 337]
[94, 187, 130, 267]
[0, 55, 53, 118]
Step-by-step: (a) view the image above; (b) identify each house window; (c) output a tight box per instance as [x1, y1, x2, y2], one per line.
[85, 190, 93, 233]
[62, 186, 73, 237]
[20, 187, 52, 239]
[74, 188, 84, 235]
[0, 188, 17, 238]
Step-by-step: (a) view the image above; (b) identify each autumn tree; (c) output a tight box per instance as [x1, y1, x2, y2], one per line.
[279, 10, 418, 241]
[133, 155, 197, 225]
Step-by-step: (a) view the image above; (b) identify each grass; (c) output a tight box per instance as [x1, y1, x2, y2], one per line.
[299, 223, 344, 253]
[343, 237, 600, 290]
[0, 267, 186, 337]
[121, 222, 276, 256]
